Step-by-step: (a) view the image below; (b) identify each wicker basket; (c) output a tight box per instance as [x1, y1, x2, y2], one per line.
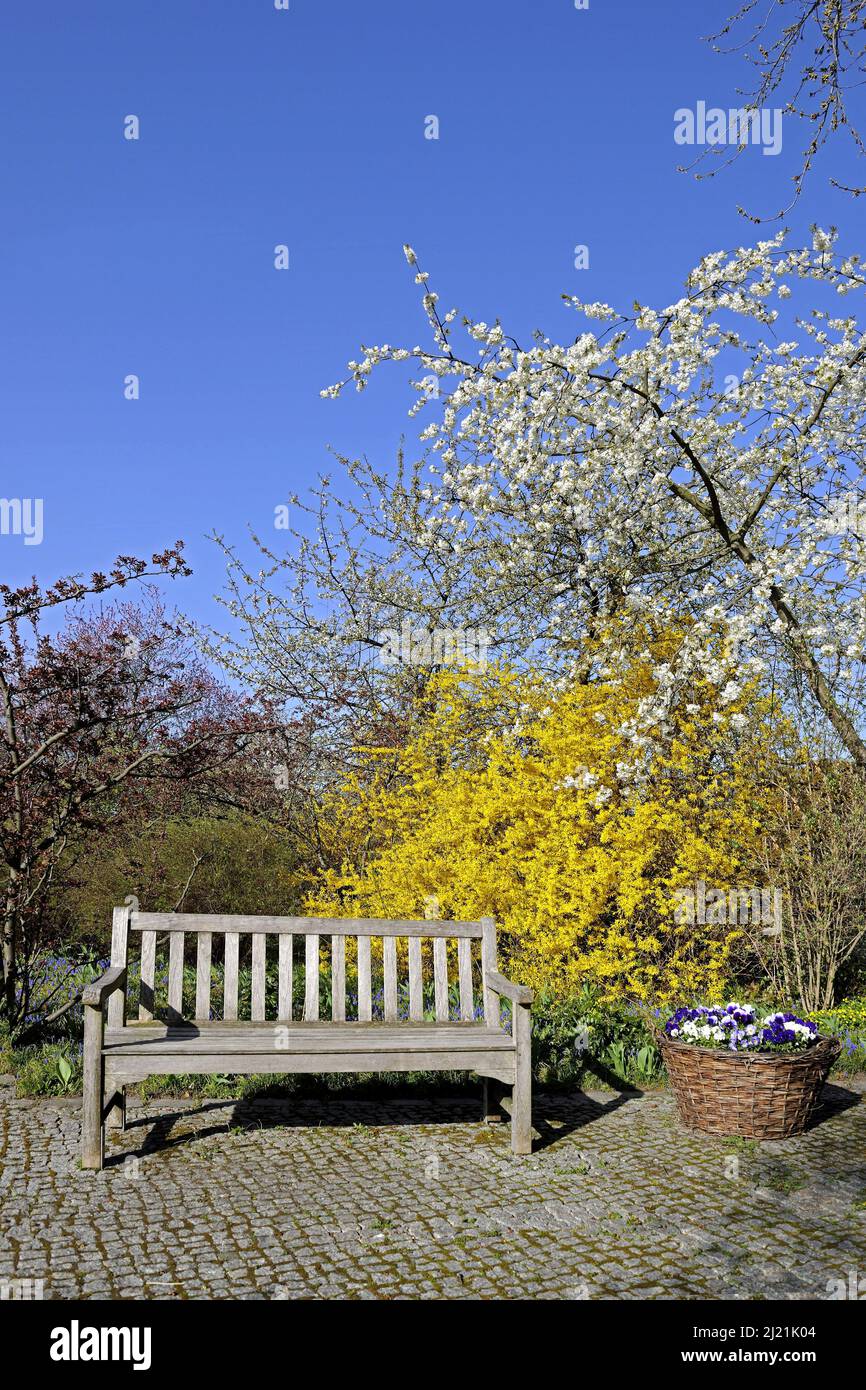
[659, 1033, 840, 1139]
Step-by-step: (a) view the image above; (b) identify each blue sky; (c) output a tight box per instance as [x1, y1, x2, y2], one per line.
[1, 0, 861, 629]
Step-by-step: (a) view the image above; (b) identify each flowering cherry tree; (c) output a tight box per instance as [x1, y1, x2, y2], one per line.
[214, 229, 866, 771]
[703, 0, 866, 216]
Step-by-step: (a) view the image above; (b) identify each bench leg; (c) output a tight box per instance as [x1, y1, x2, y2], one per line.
[511, 1003, 533, 1156]
[82, 1005, 104, 1170]
[105, 1084, 126, 1133]
[482, 1077, 504, 1123]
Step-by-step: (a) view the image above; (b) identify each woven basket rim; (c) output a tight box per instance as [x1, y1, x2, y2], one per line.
[658, 1031, 840, 1063]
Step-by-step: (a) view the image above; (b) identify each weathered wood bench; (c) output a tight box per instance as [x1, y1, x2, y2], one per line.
[82, 906, 533, 1168]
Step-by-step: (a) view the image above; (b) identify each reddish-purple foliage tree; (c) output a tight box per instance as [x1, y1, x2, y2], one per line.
[0, 546, 271, 1032]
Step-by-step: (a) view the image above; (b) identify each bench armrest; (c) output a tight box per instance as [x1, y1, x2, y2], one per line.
[82, 965, 127, 1010]
[485, 969, 533, 1007]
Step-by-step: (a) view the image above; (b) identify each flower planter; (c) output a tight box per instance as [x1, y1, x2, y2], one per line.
[659, 1033, 840, 1139]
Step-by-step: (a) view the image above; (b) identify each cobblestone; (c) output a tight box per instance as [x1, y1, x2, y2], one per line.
[1, 1079, 865, 1299]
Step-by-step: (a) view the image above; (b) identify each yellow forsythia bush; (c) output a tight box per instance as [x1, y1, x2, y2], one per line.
[307, 623, 785, 1003]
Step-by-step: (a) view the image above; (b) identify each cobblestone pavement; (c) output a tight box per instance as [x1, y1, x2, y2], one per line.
[1, 1077, 865, 1300]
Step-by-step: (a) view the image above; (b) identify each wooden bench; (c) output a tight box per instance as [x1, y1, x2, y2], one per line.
[82, 906, 534, 1168]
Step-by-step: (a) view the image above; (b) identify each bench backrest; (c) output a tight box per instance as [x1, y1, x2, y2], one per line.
[106, 906, 499, 1029]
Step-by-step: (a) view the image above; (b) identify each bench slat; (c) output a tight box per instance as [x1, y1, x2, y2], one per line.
[357, 936, 372, 1021]
[107, 905, 130, 1030]
[223, 932, 239, 1021]
[167, 932, 185, 1024]
[304, 935, 319, 1021]
[251, 932, 266, 1021]
[331, 935, 345, 1021]
[195, 932, 212, 1021]
[131, 912, 483, 938]
[277, 934, 293, 1022]
[383, 936, 398, 1022]
[433, 938, 449, 1022]
[458, 937, 474, 1022]
[481, 917, 497, 1026]
[408, 937, 422, 1021]
[139, 929, 156, 1022]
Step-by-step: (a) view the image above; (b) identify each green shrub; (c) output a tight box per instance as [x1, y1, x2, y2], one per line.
[56, 815, 308, 946]
[531, 986, 663, 1088]
[812, 995, 866, 1073]
[9, 985, 864, 1100]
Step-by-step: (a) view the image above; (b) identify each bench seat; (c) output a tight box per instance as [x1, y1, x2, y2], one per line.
[104, 1022, 516, 1055]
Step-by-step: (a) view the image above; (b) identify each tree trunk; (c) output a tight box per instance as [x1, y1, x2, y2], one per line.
[2, 878, 18, 1023]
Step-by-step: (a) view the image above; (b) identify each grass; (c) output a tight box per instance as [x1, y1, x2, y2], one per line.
[8, 1040, 83, 1097]
[751, 1162, 808, 1195]
[723, 1136, 760, 1157]
[0, 1023, 13, 1076]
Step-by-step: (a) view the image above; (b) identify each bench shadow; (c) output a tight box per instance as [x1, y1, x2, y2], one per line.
[530, 1062, 646, 1152]
[112, 1068, 647, 1164]
[113, 1091, 495, 1164]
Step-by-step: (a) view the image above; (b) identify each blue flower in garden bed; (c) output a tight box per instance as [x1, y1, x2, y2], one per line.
[663, 1002, 819, 1052]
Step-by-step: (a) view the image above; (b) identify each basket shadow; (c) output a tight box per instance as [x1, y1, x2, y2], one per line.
[806, 1079, 862, 1129]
